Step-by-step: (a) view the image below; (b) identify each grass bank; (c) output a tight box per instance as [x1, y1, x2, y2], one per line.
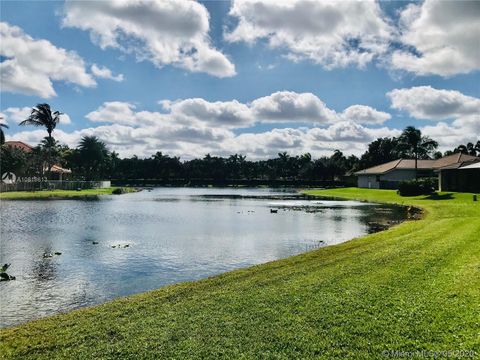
[1, 188, 479, 359]
[0, 187, 134, 200]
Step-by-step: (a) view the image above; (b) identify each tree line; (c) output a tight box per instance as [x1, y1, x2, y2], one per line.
[1, 104, 479, 182]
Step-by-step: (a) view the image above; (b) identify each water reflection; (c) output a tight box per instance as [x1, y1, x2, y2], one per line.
[0, 187, 405, 327]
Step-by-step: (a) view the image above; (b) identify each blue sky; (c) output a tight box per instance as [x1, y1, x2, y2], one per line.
[1, 0, 479, 158]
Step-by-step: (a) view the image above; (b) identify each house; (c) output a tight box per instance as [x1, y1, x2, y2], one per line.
[3, 140, 34, 152]
[355, 153, 479, 189]
[48, 164, 72, 181]
[438, 160, 480, 192]
[2, 140, 72, 181]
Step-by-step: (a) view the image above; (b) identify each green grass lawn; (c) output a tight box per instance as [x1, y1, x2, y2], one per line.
[1, 188, 479, 359]
[0, 188, 132, 200]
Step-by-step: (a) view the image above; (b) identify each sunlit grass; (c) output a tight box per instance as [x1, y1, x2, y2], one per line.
[0, 187, 133, 200]
[1, 188, 479, 359]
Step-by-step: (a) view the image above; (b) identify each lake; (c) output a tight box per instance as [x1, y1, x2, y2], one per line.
[0, 187, 406, 327]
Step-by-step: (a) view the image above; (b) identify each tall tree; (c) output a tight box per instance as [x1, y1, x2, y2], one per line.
[359, 137, 399, 168]
[397, 126, 438, 179]
[277, 152, 291, 179]
[19, 104, 63, 178]
[455, 142, 478, 156]
[433, 151, 443, 159]
[329, 150, 348, 180]
[77, 136, 109, 180]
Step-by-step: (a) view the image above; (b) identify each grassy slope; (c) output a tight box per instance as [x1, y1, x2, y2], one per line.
[1, 188, 479, 359]
[0, 188, 130, 200]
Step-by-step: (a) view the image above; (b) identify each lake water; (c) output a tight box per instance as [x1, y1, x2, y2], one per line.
[0, 187, 406, 327]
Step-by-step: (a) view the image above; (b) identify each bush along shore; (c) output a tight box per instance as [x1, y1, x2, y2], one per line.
[0, 187, 136, 200]
[0, 188, 479, 359]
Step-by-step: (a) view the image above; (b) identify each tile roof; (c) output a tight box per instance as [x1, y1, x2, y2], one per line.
[355, 153, 480, 175]
[355, 159, 435, 175]
[4, 141, 33, 152]
[354, 159, 401, 175]
[50, 164, 72, 174]
[432, 153, 478, 168]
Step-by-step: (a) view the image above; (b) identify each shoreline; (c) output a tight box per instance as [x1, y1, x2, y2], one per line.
[1, 188, 478, 358]
[0, 187, 135, 200]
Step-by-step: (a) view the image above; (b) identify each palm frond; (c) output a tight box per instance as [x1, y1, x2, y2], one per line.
[19, 118, 45, 127]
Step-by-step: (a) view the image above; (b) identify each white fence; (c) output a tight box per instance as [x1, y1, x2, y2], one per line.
[0, 180, 111, 192]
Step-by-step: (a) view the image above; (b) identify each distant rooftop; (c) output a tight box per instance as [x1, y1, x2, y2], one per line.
[4, 140, 71, 173]
[355, 153, 480, 175]
[433, 153, 478, 169]
[3, 141, 33, 152]
[50, 164, 72, 174]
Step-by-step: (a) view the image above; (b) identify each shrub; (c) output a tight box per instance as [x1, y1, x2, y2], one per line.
[420, 177, 438, 191]
[112, 187, 125, 195]
[398, 178, 436, 196]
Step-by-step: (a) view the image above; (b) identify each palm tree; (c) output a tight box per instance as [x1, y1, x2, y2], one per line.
[19, 104, 62, 142]
[277, 152, 290, 179]
[78, 136, 109, 180]
[40, 136, 60, 150]
[0, 120, 8, 146]
[109, 151, 120, 177]
[455, 142, 478, 156]
[466, 142, 476, 156]
[39, 136, 62, 168]
[19, 104, 63, 178]
[397, 126, 438, 179]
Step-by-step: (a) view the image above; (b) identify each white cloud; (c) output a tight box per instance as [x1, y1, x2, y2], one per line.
[223, 123, 399, 159]
[62, 0, 235, 77]
[387, 86, 480, 120]
[2, 107, 31, 123]
[251, 91, 337, 124]
[80, 100, 236, 156]
[0, 22, 96, 98]
[225, 0, 393, 69]
[309, 121, 399, 143]
[162, 98, 253, 128]
[7, 92, 399, 159]
[1, 106, 72, 125]
[386, 86, 479, 152]
[340, 105, 391, 125]
[6, 128, 80, 148]
[249, 92, 391, 126]
[86, 102, 140, 125]
[224, 128, 306, 158]
[91, 93, 344, 132]
[453, 115, 480, 135]
[59, 113, 72, 125]
[91, 64, 124, 82]
[421, 118, 479, 152]
[7, 118, 397, 159]
[392, 0, 480, 76]
[225, 0, 479, 77]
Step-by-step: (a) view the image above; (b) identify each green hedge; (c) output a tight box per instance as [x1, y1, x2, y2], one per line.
[398, 178, 436, 196]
